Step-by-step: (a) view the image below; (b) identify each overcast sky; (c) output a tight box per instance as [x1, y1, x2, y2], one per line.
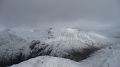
[0, 0, 120, 29]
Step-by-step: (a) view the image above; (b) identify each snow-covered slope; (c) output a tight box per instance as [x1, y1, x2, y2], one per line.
[10, 56, 80, 67]
[25, 28, 113, 61]
[0, 29, 26, 46]
[10, 41, 120, 67]
[77, 43, 120, 67]
[0, 28, 114, 66]
[46, 28, 112, 47]
[11, 27, 52, 42]
[0, 29, 31, 66]
[41, 28, 112, 61]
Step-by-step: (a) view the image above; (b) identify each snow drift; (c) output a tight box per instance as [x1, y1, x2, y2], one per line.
[10, 56, 80, 67]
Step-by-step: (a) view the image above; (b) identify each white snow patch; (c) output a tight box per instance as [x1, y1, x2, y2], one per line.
[10, 56, 80, 67]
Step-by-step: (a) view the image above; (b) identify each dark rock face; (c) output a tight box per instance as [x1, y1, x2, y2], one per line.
[28, 40, 50, 58]
[28, 40, 100, 62]
[0, 51, 25, 67]
[63, 47, 99, 61]
[29, 40, 41, 50]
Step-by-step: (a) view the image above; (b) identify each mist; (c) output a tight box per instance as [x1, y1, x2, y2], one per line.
[0, 0, 120, 32]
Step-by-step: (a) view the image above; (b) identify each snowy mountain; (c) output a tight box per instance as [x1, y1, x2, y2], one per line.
[42, 28, 113, 61]
[0, 29, 30, 66]
[0, 28, 115, 67]
[10, 44, 120, 67]
[17, 28, 112, 62]
[0, 28, 57, 66]
[9, 27, 120, 67]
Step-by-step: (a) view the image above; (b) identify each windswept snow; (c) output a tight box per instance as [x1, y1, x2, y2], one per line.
[41, 28, 112, 61]
[46, 28, 111, 48]
[10, 56, 80, 67]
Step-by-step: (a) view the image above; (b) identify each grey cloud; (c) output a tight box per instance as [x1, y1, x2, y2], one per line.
[0, 0, 120, 28]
